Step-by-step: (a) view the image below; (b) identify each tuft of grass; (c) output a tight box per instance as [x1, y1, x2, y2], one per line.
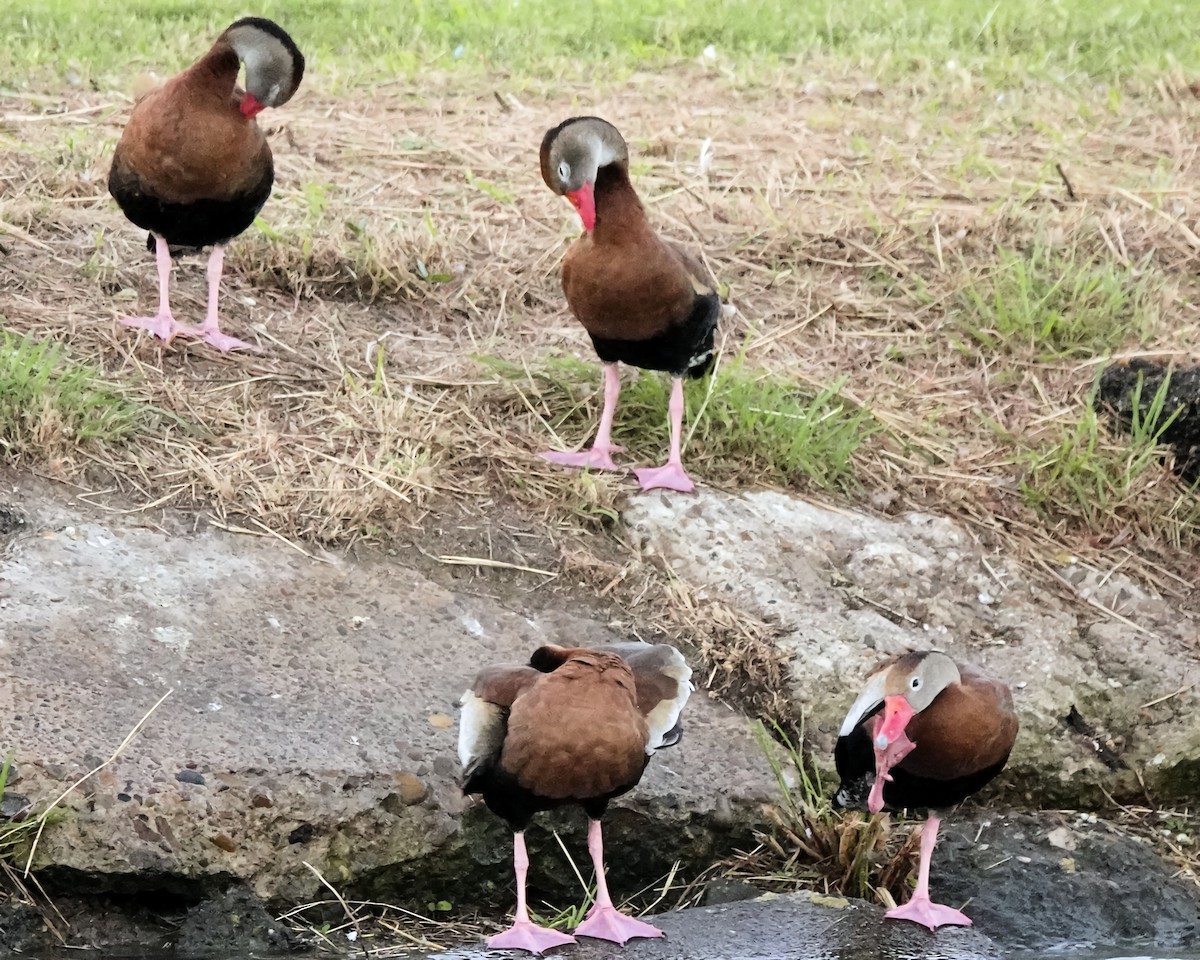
[715, 721, 915, 904]
[1019, 374, 1191, 530]
[0, 331, 145, 460]
[953, 246, 1158, 360]
[495, 351, 876, 492]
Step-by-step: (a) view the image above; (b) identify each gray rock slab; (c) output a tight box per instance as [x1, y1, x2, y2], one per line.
[0, 485, 775, 901]
[626, 489, 1200, 803]
[424, 890, 1001, 960]
[935, 812, 1200, 951]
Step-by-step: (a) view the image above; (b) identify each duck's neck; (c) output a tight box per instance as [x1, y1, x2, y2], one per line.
[592, 162, 648, 244]
[184, 41, 241, 102]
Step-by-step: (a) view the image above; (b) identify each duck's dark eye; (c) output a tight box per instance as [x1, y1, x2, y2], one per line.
[557, 161, 570, 182]
[910, 677, 922, 690]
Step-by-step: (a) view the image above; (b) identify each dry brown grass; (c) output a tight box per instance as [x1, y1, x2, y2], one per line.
[1, 61, 1198, 610]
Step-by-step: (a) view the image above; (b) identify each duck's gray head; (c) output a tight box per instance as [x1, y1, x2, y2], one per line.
[539, 116, 628, 232]
[222, 17, 305, 117]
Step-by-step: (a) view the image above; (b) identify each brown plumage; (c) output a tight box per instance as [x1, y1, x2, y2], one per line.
[834, 650, 1019, 930]
[560, 167, 713, 344]
[459, 640, 692, 952]
[538, 116, 722, 492]
[107, 17, 304, 352]
[500, 652, 648, 803]
[111, 44, 272, 210]
[892, 667, 1016, 783]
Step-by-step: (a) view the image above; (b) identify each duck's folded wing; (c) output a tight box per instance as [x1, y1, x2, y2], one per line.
[666, 241, 717, 298]
[592, 641, 693, 752]
[458, 664, 540, 783]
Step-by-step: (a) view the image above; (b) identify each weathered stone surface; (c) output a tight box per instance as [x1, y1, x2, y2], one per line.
[421, 890, 1002, 960]
[935, 812, 1200, 951]
[0, 484, 775, 905]
[626, 489, 1200, 804]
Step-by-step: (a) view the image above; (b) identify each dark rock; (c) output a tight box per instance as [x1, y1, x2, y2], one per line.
[934, 811, 1200, 952]
[701, 877, 762, 905]
[175, 769, 205, 785]
[288, 823, 315, 845]
[0, 792, 29, 819]
[174, 885, 294, 956]
[0, 504, 27, 537]
[1096, 359, 1200, 484]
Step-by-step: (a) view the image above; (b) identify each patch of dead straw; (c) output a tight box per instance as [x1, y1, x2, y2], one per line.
[0, 63, 1197, 607]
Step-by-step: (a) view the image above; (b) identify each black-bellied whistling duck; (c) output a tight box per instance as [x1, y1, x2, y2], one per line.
[834, 651, 1018, 930]
[108, 17, 304, 352]
[538, 116, 722, 493]
[459, 641, 692, 954]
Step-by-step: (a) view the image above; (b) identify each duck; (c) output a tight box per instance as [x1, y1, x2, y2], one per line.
[539, 116, 723, 493]
[834, 650, 1018, 930]
[108, 17, 305, 352]
[459, 640, 692, 954]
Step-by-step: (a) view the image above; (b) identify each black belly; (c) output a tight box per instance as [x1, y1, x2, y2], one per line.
[464, 760, 647, 832]
[108, 158, 274, 252]
[833, 717, 1011, 813]
[589, 291, 720, 379]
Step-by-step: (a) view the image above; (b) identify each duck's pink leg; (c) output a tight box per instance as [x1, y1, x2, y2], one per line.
[120, 234, 184, 342]
[541, 363, 625, 471]
[885, 815, 973, 930]
[634, 377, 696, 492]
[487, 832, 576, 955]
[177, 245, 261, 353]
[573, 819, 663, 944]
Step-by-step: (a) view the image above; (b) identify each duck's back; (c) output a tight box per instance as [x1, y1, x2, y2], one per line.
[108, 47, 274, 249]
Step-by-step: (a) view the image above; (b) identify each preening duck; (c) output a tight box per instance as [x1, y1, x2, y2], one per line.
[539, 116, 722, 493]
[459, 641, 692, 954]
[834, 651, 1018, 930]
[108, 17, 304, 352]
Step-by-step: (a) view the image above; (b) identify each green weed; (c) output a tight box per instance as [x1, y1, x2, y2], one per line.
[1019, 374, 1182, 528]
[491, 352, 874, 491]
[0, 331, 144, 460]
[954, 246, 1158, 360]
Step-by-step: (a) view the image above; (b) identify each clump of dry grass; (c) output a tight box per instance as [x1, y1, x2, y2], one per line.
[712, 722, 920, 907]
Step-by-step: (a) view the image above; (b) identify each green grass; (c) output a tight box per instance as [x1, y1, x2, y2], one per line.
[953, 246, 1159, 360]
[0, 331, 145, 460]
[494, 353, 875, 492]
[1020, 374, 1185, 528]
[3, 0, 1199, 90]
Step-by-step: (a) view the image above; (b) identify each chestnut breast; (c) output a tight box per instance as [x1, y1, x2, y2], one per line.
[562, 234, 699, 342]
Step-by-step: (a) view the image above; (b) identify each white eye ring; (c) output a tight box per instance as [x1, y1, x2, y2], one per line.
[910, 677, 921, 690]
[557, 161, 570, 182]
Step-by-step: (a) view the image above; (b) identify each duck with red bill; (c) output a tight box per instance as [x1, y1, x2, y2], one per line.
[834, 651, 1019, 931]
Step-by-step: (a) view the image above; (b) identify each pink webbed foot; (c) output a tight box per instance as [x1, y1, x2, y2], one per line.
[633, 461, 695, 493]
[885, 895, 972, 930]
[574, 903, 663, 944]
[540, 446, 625, 472]
[487, 919, 576, 955]
[120, 312, 183, 342]
[177, 325, 262, 353]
